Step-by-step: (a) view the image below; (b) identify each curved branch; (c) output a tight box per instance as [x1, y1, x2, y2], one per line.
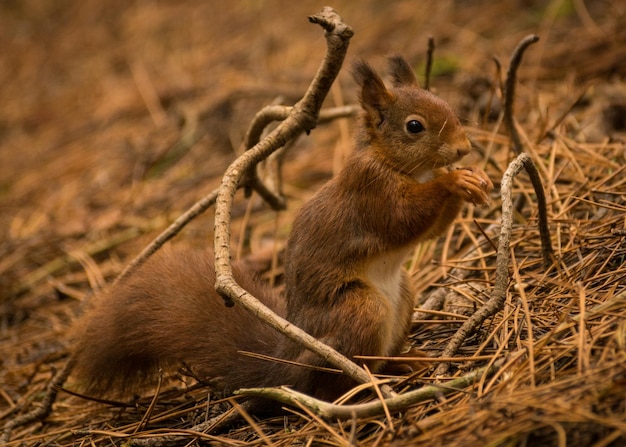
[503, 34, 539, 154]
[241, 104, 359, 207]
[247, 104, 360, 209]
[241, 105, 292, 204]
[523, 157, 554, 267]
[235, 357, 506, 420]
[435, 153, 552, 376]
[212, 9, 376, 392]
[118, 102, 358, 285]
[243, 105, 292, 151]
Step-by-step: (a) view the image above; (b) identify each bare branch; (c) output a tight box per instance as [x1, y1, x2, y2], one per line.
[424, 35, 435, 91]
[117, 102, 358, 286]
[503, 34, 539, 154]
[243, 105, 292, 151]
[241, 103, 359, 207]
[523, 157, 554, 267]
[212, 9, 378, 394]
[215, 7, 353, 301]
[247, 104, 360, 211]
[435, 152, 552, 376]
[235, 357, 506, 420]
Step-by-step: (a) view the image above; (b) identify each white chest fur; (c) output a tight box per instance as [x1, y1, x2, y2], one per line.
[365, 247, 413, 354]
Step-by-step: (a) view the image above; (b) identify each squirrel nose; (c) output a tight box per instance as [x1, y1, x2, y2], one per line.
[457, 144, 471, 158]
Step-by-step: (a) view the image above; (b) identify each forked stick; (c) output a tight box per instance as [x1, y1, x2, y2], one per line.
[212, 8, 383, 394]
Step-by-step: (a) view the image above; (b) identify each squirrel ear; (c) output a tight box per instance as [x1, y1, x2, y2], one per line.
[388, 55, 419, 88]
[352, 59, 394, 122]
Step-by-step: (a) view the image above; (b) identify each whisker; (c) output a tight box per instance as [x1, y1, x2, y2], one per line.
[456, 114, 475, 125]
[405, 158, 428, 176]
[438, 118, 448, 138]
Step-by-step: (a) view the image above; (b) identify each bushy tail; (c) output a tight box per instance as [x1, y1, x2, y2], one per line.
[69, 249, 286, 397]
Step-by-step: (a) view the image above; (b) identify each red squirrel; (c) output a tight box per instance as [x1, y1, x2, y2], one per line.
[70, 55, 493, 404]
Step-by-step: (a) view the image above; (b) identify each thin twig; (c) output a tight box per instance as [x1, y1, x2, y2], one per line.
[1, 358, 75, 444]
[115, 188, 219, 285]
[503, 34, 539, 154]
[522, 154, 554, 266]
[424, 36, 435, 91]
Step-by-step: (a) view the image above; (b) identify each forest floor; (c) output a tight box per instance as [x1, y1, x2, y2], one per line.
[1, 1, 626, 446]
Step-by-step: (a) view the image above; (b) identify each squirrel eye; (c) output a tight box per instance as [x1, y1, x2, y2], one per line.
[406, 119, 424, 134]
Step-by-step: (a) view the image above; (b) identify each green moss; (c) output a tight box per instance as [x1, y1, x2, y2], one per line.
[415, 55, 461, 84]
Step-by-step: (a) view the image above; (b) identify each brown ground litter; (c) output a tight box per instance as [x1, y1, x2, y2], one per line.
[1, 1, 625, 445]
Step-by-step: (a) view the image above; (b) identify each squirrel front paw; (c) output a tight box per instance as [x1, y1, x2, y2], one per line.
[445, 167, 494, 206]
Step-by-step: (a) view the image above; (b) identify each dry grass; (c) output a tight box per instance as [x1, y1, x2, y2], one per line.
[1, 1, 625, 446]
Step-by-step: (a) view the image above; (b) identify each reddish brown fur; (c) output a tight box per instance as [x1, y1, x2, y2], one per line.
[71, 249, 287, 396]
[70, 55, 493, 403]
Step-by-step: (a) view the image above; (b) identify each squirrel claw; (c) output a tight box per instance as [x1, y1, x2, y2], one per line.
[447, 166, 493, 206]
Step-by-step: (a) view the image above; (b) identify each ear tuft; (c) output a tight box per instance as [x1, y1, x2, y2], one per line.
[388, 55, 419, 88]
[351, 59, 377, 89]
[351, 59, 393, 118]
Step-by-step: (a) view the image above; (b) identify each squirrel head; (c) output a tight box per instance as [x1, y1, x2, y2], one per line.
[352, 55, 471, 179]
